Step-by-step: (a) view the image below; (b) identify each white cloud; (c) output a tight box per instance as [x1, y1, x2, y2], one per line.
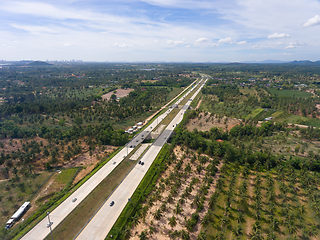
[10, 24, 58, 35]
[303, 15, 320, 27]
[252, 45, 259, 49]
[211, 43, 219, 47]
[194, 38, 208, 45]
[268, 33, 290, 39]
[237, 41, 249, 45]
[285, 41, 306, 49]
[185, 44, 191, 48]
[285, 45, 295, 49]
[167, 39, 184, 46]
[219, 37, 232, 43]
[115, 42, 133, 48]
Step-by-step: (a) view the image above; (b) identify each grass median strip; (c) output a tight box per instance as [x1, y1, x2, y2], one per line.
[45, 158, 137, 240]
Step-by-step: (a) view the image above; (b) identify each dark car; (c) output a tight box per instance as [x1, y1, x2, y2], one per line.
[110, 201, 115, 206]
[141, 162, 144, 165]
[139, 161, 141, 164]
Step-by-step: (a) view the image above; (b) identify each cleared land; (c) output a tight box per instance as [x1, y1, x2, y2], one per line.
[187, 112, 241, 132]
[101, 89, 134, 101]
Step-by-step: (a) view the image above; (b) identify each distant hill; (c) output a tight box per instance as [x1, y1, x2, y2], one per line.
[27, 61, 52, 66]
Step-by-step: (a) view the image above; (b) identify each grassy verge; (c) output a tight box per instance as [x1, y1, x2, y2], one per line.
[107, 143, 173, 240]
[160, 108, 180, 127]
[179, 84, 202, 106]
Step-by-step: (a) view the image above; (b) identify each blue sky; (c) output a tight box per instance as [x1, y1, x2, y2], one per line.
[1, 0, 320, 62]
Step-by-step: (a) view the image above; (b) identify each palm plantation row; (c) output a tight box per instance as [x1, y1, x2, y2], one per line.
[129, 145, 221, 240]
[202, 162, 320, 239]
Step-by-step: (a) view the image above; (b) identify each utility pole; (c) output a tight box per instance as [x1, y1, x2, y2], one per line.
[47, 212, 53, 240]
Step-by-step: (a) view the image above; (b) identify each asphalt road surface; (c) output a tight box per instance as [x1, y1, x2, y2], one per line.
[20, 79, 203, 240]
[75, 78, 207, 240]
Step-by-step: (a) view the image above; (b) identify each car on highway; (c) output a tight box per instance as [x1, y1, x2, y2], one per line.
[72, 197, 77, 202]
[110, 201, 115, 206]
[141, 162, 144, 165]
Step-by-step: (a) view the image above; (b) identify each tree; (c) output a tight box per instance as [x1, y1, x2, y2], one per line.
[174, 203, 183, 215]
[131, 213, 140, 226]
[298, 204, 306, 221]
[232, 225, 243, 237]
[153, 209, 162, 220]
[196, 165, 203, 175]
[269, 217, 280, 231]
[197, 231, 207, 240]
[168, 215, 177, 229]
[139, 230, 148, 240]
[266, 232, 277, 240]
[181, 230, 190, 240]
[236, 212, 245, 223]
[304, 225, 318, 238]
[74, 116, 83, 125]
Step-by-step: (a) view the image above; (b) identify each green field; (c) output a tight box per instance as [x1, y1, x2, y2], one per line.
[284, 115, 320, 127]
[245, 107, 264, 120]
[268, 88, 312, 98]
[271, 111, 283, 118]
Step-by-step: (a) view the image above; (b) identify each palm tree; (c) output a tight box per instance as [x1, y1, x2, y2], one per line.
[232, 225, 243, 238]
[269, 217, 280, 231]
[236, 212, 245, 223]
[153, 209, 162, 220]
[131, 212, 141, 226]
[298, 204, 306, 221]
[167, 194, 174, 204]
[197, 231, 207, 240]
[220, 215, 229, 229]
[123, 225, 132, 238]
[250, 229, 263, 240]
[285, 219, 297, 237]
[201, 212, 211, 227]
[174, 203, 183, 215]
[181, 230, 190, 240]
[138, 230, 148, 240]
[304, 224, 319, 238]
[168, 215, 177, 229]
[266, 231, 277, 240]
[141, 206, 148, 223]
[251, 221, 261, 232]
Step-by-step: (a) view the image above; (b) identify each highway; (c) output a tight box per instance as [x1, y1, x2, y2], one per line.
[75, 78, 207, 240]
[20, 78, 203, 240]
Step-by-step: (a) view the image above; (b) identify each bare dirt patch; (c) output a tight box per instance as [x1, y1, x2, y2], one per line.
[63, 145, 117, 184]
[195, 99, 202, 109]
[101, 88, 134, 101]
[186, 112, 241, 132]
